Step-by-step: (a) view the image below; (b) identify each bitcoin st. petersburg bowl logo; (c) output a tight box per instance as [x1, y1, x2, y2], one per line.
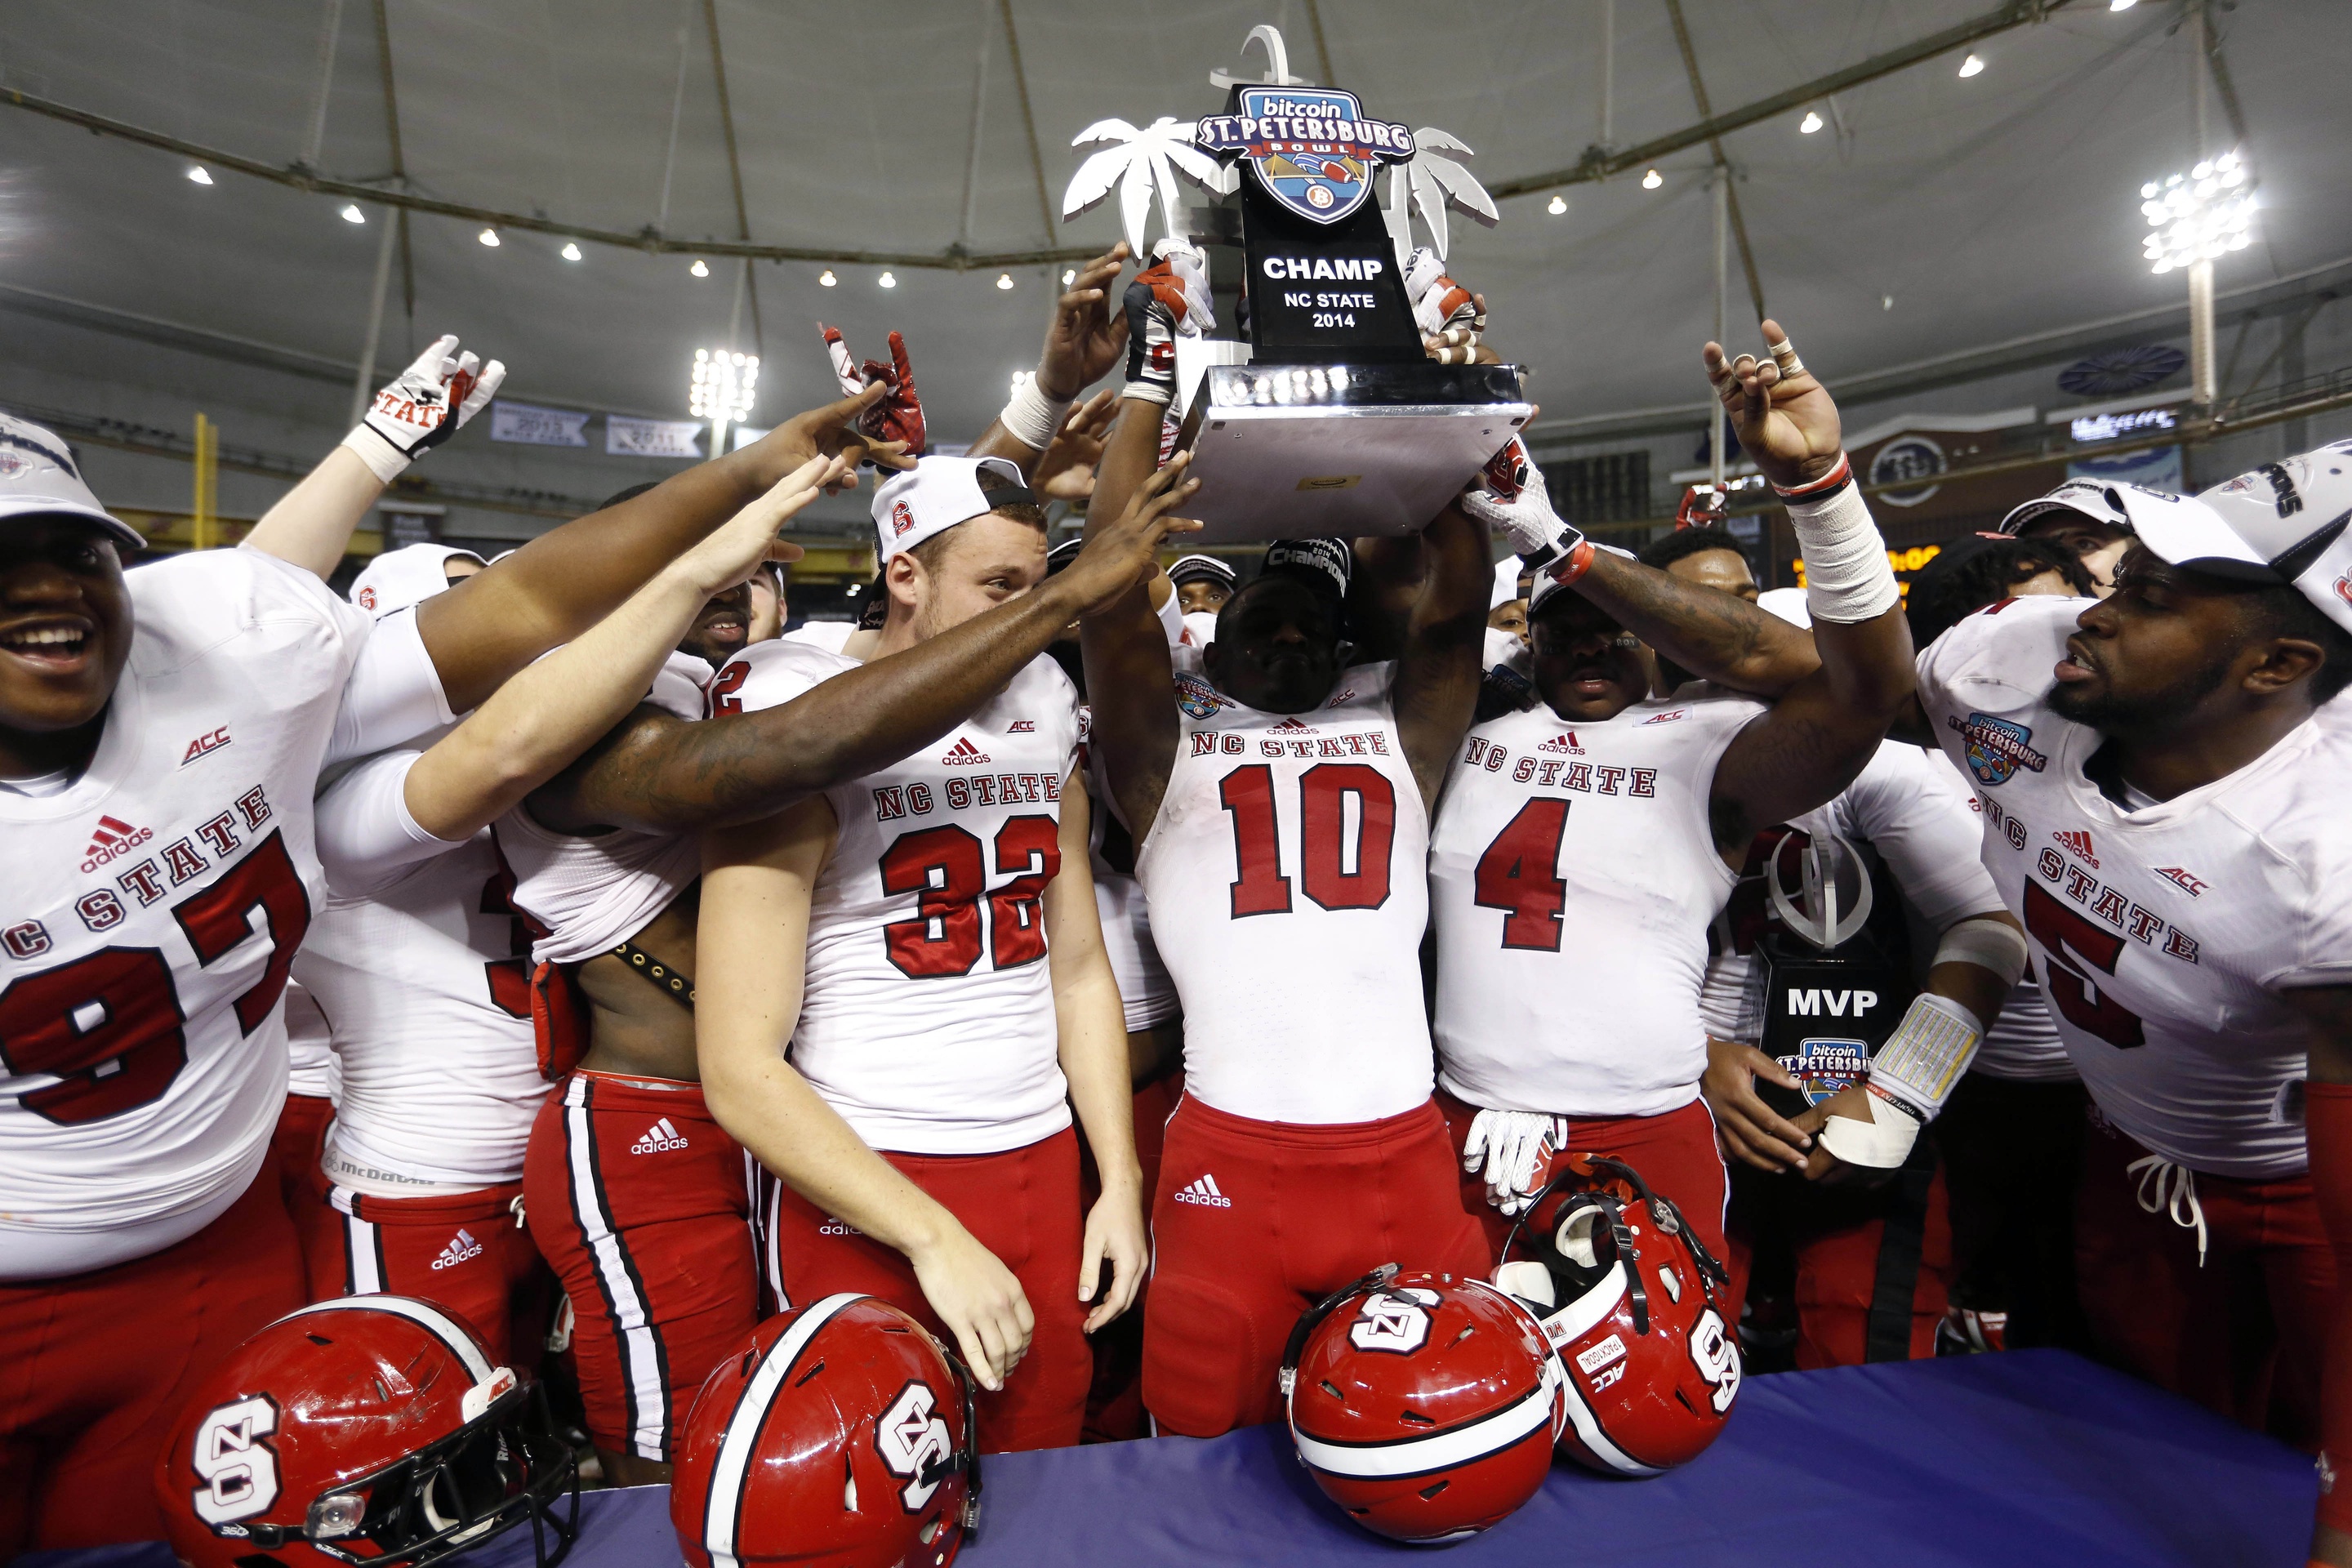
[1196, 87, 1411, 225]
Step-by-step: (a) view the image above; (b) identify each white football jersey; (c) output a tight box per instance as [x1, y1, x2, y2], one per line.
[1080, 706, 1176, 1033]
[1928, 751, 2076, 1083]
[715, 640, 1082, 1155]
[298, 750, 546, 1190]
[283, 978, 338, 1100]
[1431, 688, 1764, 1118]
[1137, 662, 1432, 1124]
[0, 548, 451, 1278]
[1919, 596, 2352, 1178]
[497, 652, 706, 964]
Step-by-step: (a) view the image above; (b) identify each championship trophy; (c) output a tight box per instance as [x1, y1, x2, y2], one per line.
[1059, 25, 1532, 542]
[1750, 831, 1916, 1121]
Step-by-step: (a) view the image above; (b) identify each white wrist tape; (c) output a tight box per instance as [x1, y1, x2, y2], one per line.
[1121, 379, 1173, 409]
[341, 423, 412, 484]
[1867, 991, 1983, 1120]
[1000, 377, 1072, 453]
[1817, 1087, 1922, 1170]
[1932, 915, 2029, 990]
[1787, 480, 1899, 625]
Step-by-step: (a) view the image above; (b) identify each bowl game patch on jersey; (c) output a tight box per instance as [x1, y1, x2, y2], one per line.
[1949, 712, 2047, 787]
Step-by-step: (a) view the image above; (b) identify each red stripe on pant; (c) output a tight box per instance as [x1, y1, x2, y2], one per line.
[0, 1154, 303, 1553]
[303, 1178, 548, 1369]
[2077, 1106, 2333, 1450]
[1436, 1088, 1730, 1267]
[754, 1126, 1091, 1454]
[270, 1091, 334, 1282]
[520, 1071, 756, 1463]
[1142, 1094, 1490, 1437]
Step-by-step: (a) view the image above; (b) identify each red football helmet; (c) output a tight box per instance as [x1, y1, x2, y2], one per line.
[670, 1294, 979, 1568]
[154, 1296, 576, 1568]
[1493, 1155, 1742, 1476]
[1281, 1267, 1566, 1545]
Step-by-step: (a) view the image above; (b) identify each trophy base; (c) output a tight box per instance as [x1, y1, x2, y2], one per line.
[1174, 362, 1531, 544]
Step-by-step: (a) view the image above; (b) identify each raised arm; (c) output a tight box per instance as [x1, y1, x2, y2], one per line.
[528, 459, 1199, 835]
[398, 456, 839, 842]
[1571, 550, 1824, 698]
[416, 382, 907, 712]
[1392, 499, 1493, 809]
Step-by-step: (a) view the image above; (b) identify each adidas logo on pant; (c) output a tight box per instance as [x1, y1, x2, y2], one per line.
[1173, 1173, 1232, 1208]
[631, 1117, 690, 1155]
[430, 1227, 483, 1271]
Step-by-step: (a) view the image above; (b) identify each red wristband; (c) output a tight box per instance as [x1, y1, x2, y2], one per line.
[1774, 452, 1852, 500]
[1546, 538, 1599, 587]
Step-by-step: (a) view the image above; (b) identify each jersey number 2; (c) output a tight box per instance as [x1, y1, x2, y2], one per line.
[1218, 763, 1396, 918]
[880, 817, 1060, 979]
[0, 831, 311, 1125]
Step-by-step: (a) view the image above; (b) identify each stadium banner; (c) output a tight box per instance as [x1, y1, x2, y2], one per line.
[607, 415, 707, 459]
[488, 400, 590, 448]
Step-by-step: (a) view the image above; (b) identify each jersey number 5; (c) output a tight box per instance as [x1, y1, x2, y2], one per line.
[2022, 880, 2145, 1049]
[0, 832, 312, 1125]
[1219, 763, 1396, 918]
[879, 817, 1060, 979]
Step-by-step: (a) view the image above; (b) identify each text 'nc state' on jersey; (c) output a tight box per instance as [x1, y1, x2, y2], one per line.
[37, 786, 278, 938]
[2034, 845, 2202, 965]
[1190, 729, 1391, 760]
[872, 771, 1062, 822]
[1462, 737, 1659, 797]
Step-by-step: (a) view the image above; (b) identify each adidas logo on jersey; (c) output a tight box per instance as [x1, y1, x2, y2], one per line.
[1267, 716, 1316, 733]
[1536, 732, 1582, 755]
[1172, 1174, 1232, 1208]
[942, 737, 992, 766]
[430, 1228, 484, 1270]
[1008, 719, 1036, 733]
[630, 1118, 690, 1155]
[2154, 866, 2207, 898]
[80, 814, 153, 872]
[2052, 829, 2098, 868]
[817, 1216, 867, 1237]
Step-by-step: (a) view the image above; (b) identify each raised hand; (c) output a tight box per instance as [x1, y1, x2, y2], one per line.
[673, 453, 844, 595]
[1701, 318, 1842, 492]
[346, 332, 508, 479]
[1057, 450, 1203, 613]
[754, 381, 915, 491]
[1037, 243, 1134, 400]
[1035, 389, 1120, 501]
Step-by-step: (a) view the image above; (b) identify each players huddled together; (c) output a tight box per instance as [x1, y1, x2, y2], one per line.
[6, 237, 2352, 1566]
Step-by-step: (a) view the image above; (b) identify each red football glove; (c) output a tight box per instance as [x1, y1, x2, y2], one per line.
[1677, 483, 1730, 530]
[818, 325, 927, 457]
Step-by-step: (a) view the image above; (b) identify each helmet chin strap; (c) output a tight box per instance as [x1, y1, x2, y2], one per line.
[1279, 1263, 1406, 1396]
[1492, 1153, 1734, 1334]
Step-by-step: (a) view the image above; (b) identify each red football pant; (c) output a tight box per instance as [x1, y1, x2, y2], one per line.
[1932, 1073, 2091, 1350]
[1083, 1071, 1185, 1444]
[1437, 1089, 1730, 1266]
[753, 1127, 1091, 1454]
[271, 1091, 335, 1281]
[522, 1071, 757, 1464]
[305, 1180, 548, 1369]
[0, 1156, 304, 1552]
[1725, 1140, 1953, 1369]
[1142, 1094, 1490, 1437]
[2076, 1110, 2333, 1450]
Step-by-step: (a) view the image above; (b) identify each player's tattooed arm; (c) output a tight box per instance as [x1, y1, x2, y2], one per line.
[1393, 499, 1493, 812]
[2278, 984, 2352, 1568]
[1573, 550, 1821, 699]
[1080, 404, 1200, 841]
[416, 383, 911, 713]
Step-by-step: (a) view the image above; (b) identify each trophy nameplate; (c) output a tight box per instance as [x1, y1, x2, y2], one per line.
[1059, 25, 1524, 542]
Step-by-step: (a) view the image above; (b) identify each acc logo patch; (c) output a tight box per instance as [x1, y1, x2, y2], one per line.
[1948, 711, 2047, 787]
[1349, 1287, 1441, 1354]
[1774, 1038, 1869, 1107]
[1196, 87, 1410, 225]
[1174, 671, 1229, 721]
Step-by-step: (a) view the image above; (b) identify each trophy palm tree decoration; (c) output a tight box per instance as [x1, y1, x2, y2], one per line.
[1382, 129, 1499, 265]
[1061, 116, 1236, 261]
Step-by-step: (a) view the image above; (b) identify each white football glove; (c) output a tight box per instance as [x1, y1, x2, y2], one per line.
[1459, 1108, 1568, 1216]
[1121, 239, 1215, 407]
[342, 333, 506, 482]
[1461, 439, 1572, 564]
[1405, 245, 1484, 360]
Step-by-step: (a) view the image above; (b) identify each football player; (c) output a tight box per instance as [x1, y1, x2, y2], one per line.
[0, 342, 902, 1551]
[1996, 479, 2136, 596]
[1428, 343, 1940, 1290]
[294, 467, 839, 1366]
[1169, 553, 1239, 617]
[1076, 249, 1498, 1438]
[695, 457, 1183, 1450]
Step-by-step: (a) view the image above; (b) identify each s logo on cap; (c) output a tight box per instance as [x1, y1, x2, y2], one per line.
[892, 501, 916, 537]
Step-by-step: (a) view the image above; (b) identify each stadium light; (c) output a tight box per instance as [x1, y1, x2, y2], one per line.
[2140, 150, 2253, 274]
[187, 166, 212, 185]
[561, 243, 583, 261]
[691, 347, 760, 455]
[340, 204, 366, 224]
[1642, 168, 1662, 189]
[478, 228, 500, 247]
[818, 269, 838, 287]
[1548, 194, 1567, 214]
[1958, 53, 1984, 78]
[690, 258, 710, 278]
[996, 273, 1015, 289]
[1799, 110, 1824, 135]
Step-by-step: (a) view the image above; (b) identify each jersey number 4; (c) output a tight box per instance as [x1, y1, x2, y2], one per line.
[1472, 798, 1571, 951]
[0, 832, 311, 1125]
[1218, 763, 1396, 918]
[879, 817, 1059, 979]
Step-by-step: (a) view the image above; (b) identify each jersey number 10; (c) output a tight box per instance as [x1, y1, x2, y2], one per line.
[1219, 763, 1396, 918]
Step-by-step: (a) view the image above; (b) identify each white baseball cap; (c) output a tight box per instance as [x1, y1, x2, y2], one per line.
[871, 456, 1036, 564]
[2101, 456, 2352, 635]
[349, 543, 487, 618]
[1490, 556, 1524, 610]
[0, 413, 145, 550]
[1998, 479, 2134, 539]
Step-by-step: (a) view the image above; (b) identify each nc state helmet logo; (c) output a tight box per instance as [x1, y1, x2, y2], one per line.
[189, 1394, 281, 1529]
[1348, 1287, 1441, 1355]
[891, 500, 917, 538]
[356, 586, 377, 610]
[874, 1381, 954, 1512]
[2334, 572, 2351, 608]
